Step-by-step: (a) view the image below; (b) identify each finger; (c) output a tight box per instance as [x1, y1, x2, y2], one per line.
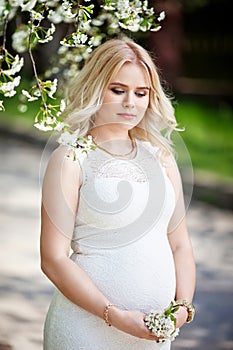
[145, 329, 160, 341]
[143, 316, 160, 341]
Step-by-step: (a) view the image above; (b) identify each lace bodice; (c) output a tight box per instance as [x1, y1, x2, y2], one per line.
[71, 139, 175, 251]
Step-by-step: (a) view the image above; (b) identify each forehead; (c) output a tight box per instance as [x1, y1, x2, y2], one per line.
[111, 62, 150, 86]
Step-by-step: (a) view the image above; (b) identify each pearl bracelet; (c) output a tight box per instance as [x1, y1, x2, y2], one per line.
[103, 304, 115, 326]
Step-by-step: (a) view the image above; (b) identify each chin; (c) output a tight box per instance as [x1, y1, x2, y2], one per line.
[115, 121, 137, 130]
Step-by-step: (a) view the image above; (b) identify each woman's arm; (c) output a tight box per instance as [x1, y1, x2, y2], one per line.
[166, 156, 196, 328]
[40, 145, 110, 318]
[168, 216, 196, 328]
[40, 146, 159, 341]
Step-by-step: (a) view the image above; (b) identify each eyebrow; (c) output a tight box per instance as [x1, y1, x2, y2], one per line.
[109, 82, 150, 90]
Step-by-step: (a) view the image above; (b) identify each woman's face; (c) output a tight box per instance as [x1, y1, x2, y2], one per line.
[94, 62, 150, 130]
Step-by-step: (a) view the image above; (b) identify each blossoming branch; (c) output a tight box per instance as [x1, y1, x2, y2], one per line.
[0, 0, 165, 147]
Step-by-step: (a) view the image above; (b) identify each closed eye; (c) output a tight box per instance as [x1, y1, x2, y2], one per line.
[111, 88, 148, 97]
[111, 88, 125, 95]
[135, 91, 147, 97]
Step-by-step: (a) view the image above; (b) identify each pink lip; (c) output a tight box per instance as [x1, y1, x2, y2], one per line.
[117, 113, 136, 119]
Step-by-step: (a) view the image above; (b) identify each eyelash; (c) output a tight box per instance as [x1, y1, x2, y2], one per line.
[111, 88, 147, 98]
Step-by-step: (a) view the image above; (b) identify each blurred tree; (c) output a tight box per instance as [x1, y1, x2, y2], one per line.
[148, 0, 183, 88]
[147, 0, 233, 97]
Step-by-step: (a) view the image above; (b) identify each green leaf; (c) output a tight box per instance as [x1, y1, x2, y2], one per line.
[172, 306, 179, 313]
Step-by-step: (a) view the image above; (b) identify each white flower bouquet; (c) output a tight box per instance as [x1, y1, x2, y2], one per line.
[144, 302, 180, 343]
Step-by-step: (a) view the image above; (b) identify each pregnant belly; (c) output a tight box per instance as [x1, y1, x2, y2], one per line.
[71, 234, 176, 313]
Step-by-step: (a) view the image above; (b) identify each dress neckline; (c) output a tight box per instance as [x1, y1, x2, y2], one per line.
[93, 138, 140, 161]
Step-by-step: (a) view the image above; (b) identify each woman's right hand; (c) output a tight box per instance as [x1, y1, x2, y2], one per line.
[108, 307, 161, 342]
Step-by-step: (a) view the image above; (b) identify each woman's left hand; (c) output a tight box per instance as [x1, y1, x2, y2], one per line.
[174, 306, 188, 329]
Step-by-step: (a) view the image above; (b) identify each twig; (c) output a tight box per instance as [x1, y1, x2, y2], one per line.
[2, 12, 8, 50]
[28, 26, 51, 117]
[0, 11, 9, 69]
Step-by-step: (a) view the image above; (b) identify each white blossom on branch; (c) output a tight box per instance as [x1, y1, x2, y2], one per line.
[0, 0, 165, 152]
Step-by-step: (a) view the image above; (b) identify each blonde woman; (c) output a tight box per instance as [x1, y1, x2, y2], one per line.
[41, 39, 196, 349]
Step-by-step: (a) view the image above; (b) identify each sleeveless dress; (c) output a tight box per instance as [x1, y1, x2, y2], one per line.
[43, 139, 177, 350]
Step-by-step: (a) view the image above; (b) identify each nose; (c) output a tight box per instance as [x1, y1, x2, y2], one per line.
[122, 92, 135, 109]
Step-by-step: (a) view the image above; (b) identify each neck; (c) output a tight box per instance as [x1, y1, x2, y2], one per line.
[89, 125, 131, 143]
[88, 126, 136, 158]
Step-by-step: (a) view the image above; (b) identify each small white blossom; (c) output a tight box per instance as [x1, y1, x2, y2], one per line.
[77, 134, 94, 152]
[9, 0, 23, 8]
[60, 99, 66, 112]
[22, 89, 39, 101]
[34, 122, 54, 131]
[48, 5, 74, 24]
[20, 0, 37, 12]
[12, 27, 29, 53]
[18, 103, 28, 112]
[82, 46, 92, 59]
[33, 89, 41, 97]
[48, 8, 63, 23]
[151, 25, 162, 32]
[58, 130, 95, 161]
[71, 147, 87, 162]
[102, 5, 115, 11]
[62, 0, 71, 11]
[38, 23, 56, 43]
[120, 19, 140, 32]
[4, 90, 17, 97]
[0, 76, 21, 97]
[91, 18, 104, 26]
[158, 11, 165, 22]
[58, 129, 80, 147]
[46, 0, 60, 6]
[2, 55, 24, 76]
[1, 3, 16, 20]
[47, 78, 58, 98]
[80, 20, 91, 31]
[31, 10, 44, 21]
[0, 100, 5, 111]
[88, 35, 102, 47]
[61, 32, 88, 48]
[12, 75, 21, 86]
[140, 23, 151, 32]
[58, 46, 68, 55]
[54, 121, 68, 131]
[62, 0, 76, 19]
[44, 116, 56, 125]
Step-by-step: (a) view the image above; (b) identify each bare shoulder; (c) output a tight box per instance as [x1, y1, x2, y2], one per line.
[44, 145, 82, 189]
[163, 153, 180, 178]
[163, 153, 182, 198]
[48, 145, 81, 168]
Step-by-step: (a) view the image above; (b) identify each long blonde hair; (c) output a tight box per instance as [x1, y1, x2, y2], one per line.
[64, 38, 178, 158]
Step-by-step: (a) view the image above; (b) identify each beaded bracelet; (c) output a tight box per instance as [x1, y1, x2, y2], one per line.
[174, 299, 195, 323]
[103, 304, 115, 327]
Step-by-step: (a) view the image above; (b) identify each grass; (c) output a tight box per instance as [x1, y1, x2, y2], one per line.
[1, 93, 233, 182]
[174, 96, 233, 182]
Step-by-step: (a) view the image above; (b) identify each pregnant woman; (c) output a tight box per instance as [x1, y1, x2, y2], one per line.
[40, 38, 196, 349]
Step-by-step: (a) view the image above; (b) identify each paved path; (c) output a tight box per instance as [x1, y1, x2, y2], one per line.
[0, 137, 232, 350]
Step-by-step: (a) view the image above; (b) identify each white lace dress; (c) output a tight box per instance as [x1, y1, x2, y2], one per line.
[43, 139, 177, 350]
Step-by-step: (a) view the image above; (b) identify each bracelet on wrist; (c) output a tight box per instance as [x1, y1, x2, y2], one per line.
[103, 303, 115, 327]
[174, 299, 195, 323]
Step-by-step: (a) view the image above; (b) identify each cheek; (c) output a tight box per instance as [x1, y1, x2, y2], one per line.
[137, 98, 149, 111]
[102, 91, 120, 104]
